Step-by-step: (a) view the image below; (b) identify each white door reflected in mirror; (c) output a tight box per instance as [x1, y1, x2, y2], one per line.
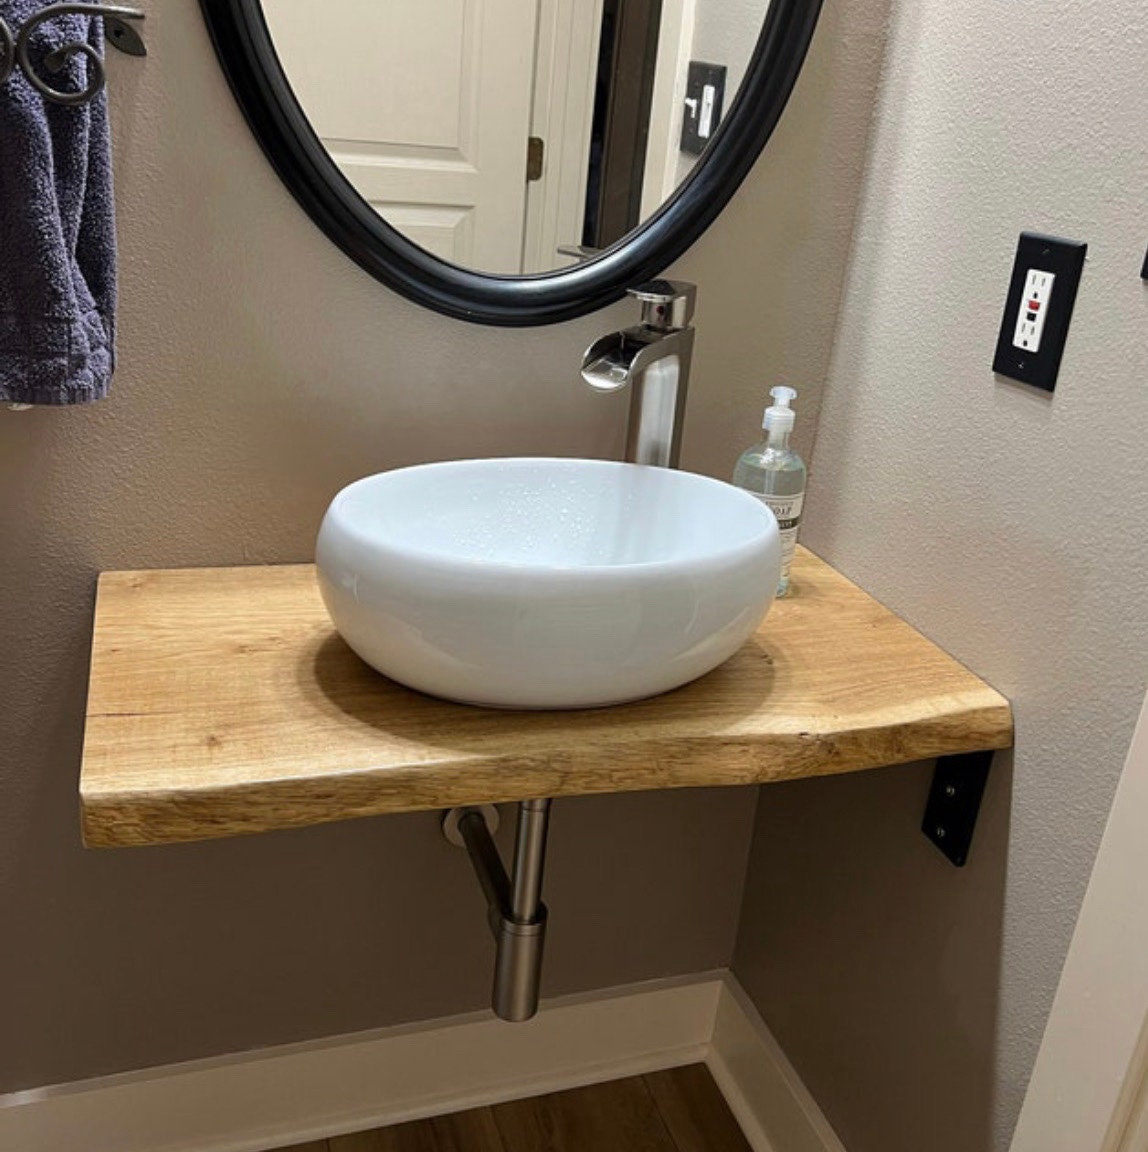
[261, 0, 773, 274]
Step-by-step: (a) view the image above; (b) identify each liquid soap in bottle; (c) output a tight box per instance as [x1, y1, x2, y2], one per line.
[732, 386, 807, 596]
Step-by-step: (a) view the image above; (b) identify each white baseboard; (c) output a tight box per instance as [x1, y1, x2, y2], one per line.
[0, 971, 844, 1152]
[707, 977, 847, 1152]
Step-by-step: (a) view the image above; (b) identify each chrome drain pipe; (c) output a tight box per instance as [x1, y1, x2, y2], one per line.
[443, 799, 552, 1022]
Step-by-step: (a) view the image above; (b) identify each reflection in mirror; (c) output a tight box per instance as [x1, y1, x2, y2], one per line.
[262, 0, 772, 275]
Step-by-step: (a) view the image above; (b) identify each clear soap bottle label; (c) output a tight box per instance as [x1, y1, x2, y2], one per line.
[754, 491, 804, 583]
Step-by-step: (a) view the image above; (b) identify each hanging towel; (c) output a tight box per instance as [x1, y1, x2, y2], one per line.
[0, 1, 116, 405]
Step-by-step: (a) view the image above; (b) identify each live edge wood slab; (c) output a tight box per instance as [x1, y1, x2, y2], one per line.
[79, 548, 1013, 848]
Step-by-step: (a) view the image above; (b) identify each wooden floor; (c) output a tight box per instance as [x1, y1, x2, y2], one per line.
[275, 1064, 750, 1152]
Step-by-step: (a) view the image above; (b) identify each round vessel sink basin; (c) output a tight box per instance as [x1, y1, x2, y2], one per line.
[316, 458, 781, 709]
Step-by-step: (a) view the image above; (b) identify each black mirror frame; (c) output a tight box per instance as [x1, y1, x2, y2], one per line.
[198, 0, 824, 327]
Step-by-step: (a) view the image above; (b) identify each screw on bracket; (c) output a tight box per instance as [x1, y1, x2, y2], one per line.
[922, 751, 994, 867]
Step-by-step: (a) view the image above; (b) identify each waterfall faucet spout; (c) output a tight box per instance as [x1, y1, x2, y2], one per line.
[581, 280, 697, 469]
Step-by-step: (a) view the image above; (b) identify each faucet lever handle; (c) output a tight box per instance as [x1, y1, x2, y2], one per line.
[627, 280, 696, 330]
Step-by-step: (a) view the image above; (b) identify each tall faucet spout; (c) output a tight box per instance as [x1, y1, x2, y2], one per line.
[580, 281, 697, 469]
[580, 329, 649, 392]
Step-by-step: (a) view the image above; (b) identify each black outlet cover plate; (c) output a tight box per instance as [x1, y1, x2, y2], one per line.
[680, 61, 727, 156]
[993, 231, 1087, 392]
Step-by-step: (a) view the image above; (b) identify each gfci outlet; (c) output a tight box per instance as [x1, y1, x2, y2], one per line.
[1012, 268, 1055, 352]
[993, 232, 1087, 391]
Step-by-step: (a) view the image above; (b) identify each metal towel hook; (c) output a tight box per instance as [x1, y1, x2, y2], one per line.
[8, 4, 145, 107]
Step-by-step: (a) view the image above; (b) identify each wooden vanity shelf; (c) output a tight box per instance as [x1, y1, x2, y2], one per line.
[79, 547, 1013, 852]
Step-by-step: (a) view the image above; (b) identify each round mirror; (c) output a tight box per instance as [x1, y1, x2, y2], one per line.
[199, 0, 822, 325]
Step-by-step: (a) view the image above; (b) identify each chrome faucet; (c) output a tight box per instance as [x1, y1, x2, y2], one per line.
[581, 280, 697, 469]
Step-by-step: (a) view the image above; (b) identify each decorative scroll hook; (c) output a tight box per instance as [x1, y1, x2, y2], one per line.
[102, 10, 147, 57]
[0, 17, 14, 87]
[14, 4, 145, 107]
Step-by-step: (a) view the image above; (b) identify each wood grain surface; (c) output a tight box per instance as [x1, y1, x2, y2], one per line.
[330, 1108, 506, 1152]
[80, 548, 1013, 848]
[644, 1064, 752, 1152]
[304, 1066, 749, 1152]
[488, 1076, 680, 1152]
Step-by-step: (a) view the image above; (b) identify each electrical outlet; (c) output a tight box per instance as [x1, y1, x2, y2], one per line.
[993, 232, 1087, 392]
[1012, 268, 1055, 352]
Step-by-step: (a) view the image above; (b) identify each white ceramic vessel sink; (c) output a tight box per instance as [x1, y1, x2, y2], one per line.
[316, 458, 781, 709]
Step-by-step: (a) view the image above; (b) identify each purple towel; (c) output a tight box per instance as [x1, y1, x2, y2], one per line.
[0, 1, 116, 405]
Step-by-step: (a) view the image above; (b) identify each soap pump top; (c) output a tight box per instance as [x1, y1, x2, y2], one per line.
[763, 386, 797, 442]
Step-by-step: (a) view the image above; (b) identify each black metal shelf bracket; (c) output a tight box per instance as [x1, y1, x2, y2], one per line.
[922, 751, 994, 867]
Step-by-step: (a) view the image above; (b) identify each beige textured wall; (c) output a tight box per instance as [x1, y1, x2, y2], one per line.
[734, 2, 1148, 1151]
[0, 0, 885, 1090]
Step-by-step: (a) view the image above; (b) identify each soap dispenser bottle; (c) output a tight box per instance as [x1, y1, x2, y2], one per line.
[733, 386, 807, 596]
